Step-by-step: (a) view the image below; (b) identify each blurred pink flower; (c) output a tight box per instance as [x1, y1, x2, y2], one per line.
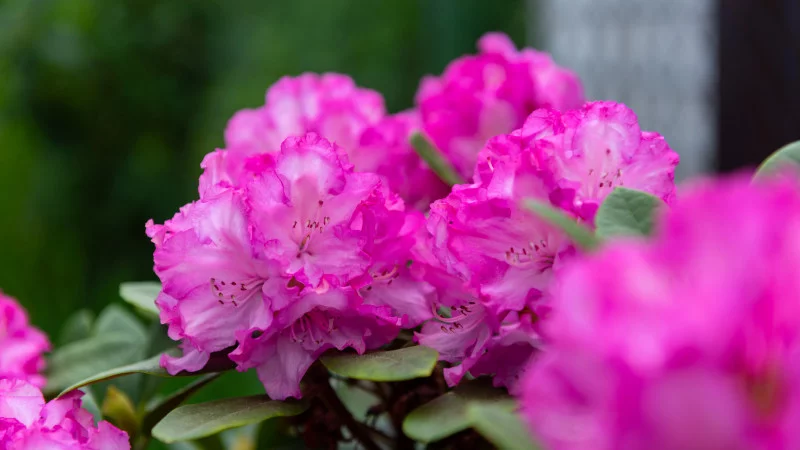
[416, 32, 583, 180]
[0, 293, 49, 388]
[150, 133, 432, 399]
[0, 378, 129, 449]
[521, 175, 800, 450]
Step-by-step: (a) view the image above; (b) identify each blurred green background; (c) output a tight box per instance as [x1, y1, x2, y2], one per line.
[0, 0, 526, 337]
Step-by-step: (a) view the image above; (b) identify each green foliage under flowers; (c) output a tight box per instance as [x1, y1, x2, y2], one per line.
[321, 345, 439, 382]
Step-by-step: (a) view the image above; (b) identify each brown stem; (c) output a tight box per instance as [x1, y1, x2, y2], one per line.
[307, 363, 381, 450]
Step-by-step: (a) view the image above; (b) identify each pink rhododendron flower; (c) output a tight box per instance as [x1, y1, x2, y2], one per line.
[416, 136, 570, 391]
[226, 73, 385, 155]
[0, 292, 49, 387]
[416, 32, 584, 179]
[492, 101, 679, 220]
[521, 175, 800, 450]
[0, 378, 129, 449]
[219, 74, 444, 209]
[149, 133, 433, 399]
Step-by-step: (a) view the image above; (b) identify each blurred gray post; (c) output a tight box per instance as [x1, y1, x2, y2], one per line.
[528, 0, 717, 179]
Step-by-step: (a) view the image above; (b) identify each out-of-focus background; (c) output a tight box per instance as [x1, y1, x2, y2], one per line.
[1, 0, 798, 349]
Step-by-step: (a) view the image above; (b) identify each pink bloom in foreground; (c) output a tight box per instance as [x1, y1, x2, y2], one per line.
[150, 133, 432, 399]
[416, 32, 583, 180]
[0, 378, 129, 449]
[521, 175, 800, 450]
[0, 292, 49, 387]
[497, 101, 679, 220]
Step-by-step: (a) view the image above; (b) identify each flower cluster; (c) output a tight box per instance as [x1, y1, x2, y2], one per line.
[416, 32, 584, 180]
[418, 101, 678, 392]
[0, 379, 129, 449]
[0, 293, 129, 449]
[222, 73, 447, 209]
[149, 34, 681, 409]
[520, 176, 800, 449]
[149, 133, 433, 400]
[0, 292, 49, 387]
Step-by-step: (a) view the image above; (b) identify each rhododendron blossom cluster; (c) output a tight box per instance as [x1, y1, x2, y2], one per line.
[520, 176, 800, 449]
[149, 133, 433, 400]
[418, 101, 678, 392]
[0, 379, 129, 449]
[417, 32, 584, 180]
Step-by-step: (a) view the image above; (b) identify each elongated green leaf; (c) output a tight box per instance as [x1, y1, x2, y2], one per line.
[403, 382, 514, 443]
[594, 187, 662, 239]
[467, 402, 540, 450]
[321, 346, 438, 382]
[142, 373, 222, 436]
[120, 281, 161, 317]
[58, 349, 238, 398]
[47, 334, 147, 394]
[57, 353, 168, 397]
[410, 132, 465, 186]
[754, 140, 800, 181]
[152, 396, 308, 443]
[523, 199, 599, 250]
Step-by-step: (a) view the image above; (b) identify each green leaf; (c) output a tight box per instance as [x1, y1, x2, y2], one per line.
[57, 353, 168, 397]
[46, 334, 147, 394]
[754, 140, 800, 181]
[467, 402, 540, 450]
[152, 396, 308, 443]
[410, 132, 465, 186]
[403, 382, 514, 443]
[120, 281, 161, 318]
[142, 373, 222, 437]
[58, 310, 95, 346]
[523, 199, 600, 251]
[594, 187, 662, 239]
[57, 350, 237, 398]
[95, 304, 149, 340]
[321, 346, 438, 382]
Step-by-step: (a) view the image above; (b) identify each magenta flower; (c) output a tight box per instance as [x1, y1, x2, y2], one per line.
[150, 133, 432, 399]
[416, 32, 583, 179]
[0, 293, 49, 388]
[219, 75, 446, 209]
[521, 175, 800, 450]
[0, 378, 129, 449]
[225, 73, 385, 156]
[501, 102, 680, 220]
[416, 134, 568, 391]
